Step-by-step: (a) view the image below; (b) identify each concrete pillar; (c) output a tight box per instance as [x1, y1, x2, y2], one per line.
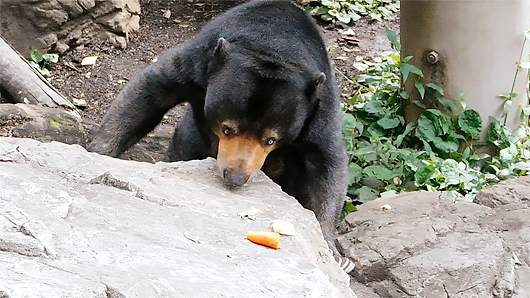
[401, 0, 530, 136]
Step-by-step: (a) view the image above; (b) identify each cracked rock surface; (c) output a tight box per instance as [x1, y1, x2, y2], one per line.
[338, 187, 530, 298]
[0, 137, 354, 298]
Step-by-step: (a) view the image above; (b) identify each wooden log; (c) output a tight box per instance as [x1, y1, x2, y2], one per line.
[0, 37, 79, 115]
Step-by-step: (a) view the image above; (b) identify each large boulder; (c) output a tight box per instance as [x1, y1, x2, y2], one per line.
[0, 137, 355, 298]
[0, 0, 140, 56]
[0, 103, 172, 163]
[338, 184, 530, 297]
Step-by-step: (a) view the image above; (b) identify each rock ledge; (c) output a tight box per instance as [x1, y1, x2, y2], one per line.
[0, 137, 354, 298]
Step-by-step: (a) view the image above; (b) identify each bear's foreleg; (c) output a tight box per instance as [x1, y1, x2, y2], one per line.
[88, 48, 204, 157]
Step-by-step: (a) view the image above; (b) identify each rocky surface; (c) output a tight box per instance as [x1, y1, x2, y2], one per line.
[2, 133, 530, 298]
[0, 0, 140, 57]
[0, 103, 90, 147]
[338, 186, 530, 298]
[0, 137, 355, 298]
[0, 103, 171, 163]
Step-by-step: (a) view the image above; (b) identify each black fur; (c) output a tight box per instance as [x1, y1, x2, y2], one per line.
[88, 0, 348, 255]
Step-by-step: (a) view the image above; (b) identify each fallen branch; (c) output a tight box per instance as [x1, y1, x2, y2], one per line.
[0, 37, 79, 116]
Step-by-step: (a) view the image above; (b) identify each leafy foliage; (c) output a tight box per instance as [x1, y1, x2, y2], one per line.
[342, 28, 530, 208]
[305, 0, 399, 24]
[30, 49, 58, 77]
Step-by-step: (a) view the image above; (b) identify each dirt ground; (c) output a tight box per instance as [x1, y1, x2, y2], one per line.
[48, 0, 399, 127]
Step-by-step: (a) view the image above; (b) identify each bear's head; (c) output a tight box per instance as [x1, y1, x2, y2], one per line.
[204, 38, 326, 188]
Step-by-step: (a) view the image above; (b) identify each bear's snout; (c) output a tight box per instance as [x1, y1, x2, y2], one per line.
[222, 168, 249, 188]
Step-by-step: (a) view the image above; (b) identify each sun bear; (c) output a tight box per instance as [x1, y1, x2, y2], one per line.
[88, 0, 349, 268]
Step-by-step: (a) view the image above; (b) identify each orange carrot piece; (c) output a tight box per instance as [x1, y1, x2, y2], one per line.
[246, 231, 281, 249]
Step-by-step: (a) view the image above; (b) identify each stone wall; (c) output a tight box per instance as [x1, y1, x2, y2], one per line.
[0, 0, 140, 57]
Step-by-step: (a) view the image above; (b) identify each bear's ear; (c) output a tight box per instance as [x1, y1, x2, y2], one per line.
[213, 37, 230, 63]
[306, 72, 326, 103]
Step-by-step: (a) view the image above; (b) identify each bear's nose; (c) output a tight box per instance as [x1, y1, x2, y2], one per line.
[223, 168, 249, 188]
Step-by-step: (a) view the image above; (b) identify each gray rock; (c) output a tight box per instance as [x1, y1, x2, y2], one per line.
[338, 188, 530, 298]
[474, 177, 530, 209]
[0, 137, 355, 298]
[0, 103, 174, 163]
[97, 10, 133, 33]
[78, 0, 96, 11]
[0, 103, 90, 147]
[34, 32, 59, 49]
[1, 0, 140, 56]
[58, 0, 85, 17]
[53, 41, 70, 54]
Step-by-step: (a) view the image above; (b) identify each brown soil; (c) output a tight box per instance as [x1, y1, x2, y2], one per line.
[49, 0, 399, 128]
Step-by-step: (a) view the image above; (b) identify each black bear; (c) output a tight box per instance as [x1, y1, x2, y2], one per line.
[88, 0, 349, 266]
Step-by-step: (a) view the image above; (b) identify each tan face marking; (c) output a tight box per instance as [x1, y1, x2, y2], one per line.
[215, 126, 278, 184]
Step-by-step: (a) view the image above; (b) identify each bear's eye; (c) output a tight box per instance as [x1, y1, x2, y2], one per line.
[222, 125, 231, 137]
[264, 137, 277, 146]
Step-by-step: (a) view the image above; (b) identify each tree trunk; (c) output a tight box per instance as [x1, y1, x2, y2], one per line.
[0, 37, 79, 116]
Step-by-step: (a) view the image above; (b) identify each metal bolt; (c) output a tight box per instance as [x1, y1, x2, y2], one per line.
[426, 51, 439, 64]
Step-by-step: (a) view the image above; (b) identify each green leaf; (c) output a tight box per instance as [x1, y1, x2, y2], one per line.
[499, 145, 516, 162]
[437, 98, 457, 112]
[415, 165, 435, 185]
[457, 92, 467, 110]
[306, 6, 319, 15]
[452, 133, 465, 140]
[421, 138, 432, 152]
[513, 162, 530, 171]
[425, 83, 444, 95]
[343, 201, 357, 213]
[417, 114, 437, 142]
[348, 12, 361, 22]
[31, 49, 43, 63]
[415, 81, 425, 99]
[462, 147, 471, 159]
[364, 165, 396, 180]
[355, 186, 379, 203]
[370, 12, 381, 21]
[377, 115, 401, 129]
[401, 63, 423, 83]
[321, 0, 335, 7]
[433, 136, 459, 153]
[43, 53, 59, 63]
[401, 90, 410, 100]
[385, 27, 397, 43]
[343, 112, 357, 131]
[487, 116, 507, 147]
[353, 62, 369, 71]
[395, 122, 415, 147]
[348, 163, 363, 185]
[402, 56, 413, 63]
[499, 92, 517, 100]
[412, 100, 425, 109]
[520, 106, 530, 122]
[349, 3, 366, 13]
[315, 6, 328, 15]
[29, 61, 41, 70]
[426, 109, 452, 135]
[37, 67, 50, 76]
[363, 100, 387, 116]
[379, 7, 391, 17]
[385, 27, 400, 51]
[336, 12, 351, 24]
[457, 109, 482, 140]
[502, 100, 513, 118]
[321, 14, 333, 21]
